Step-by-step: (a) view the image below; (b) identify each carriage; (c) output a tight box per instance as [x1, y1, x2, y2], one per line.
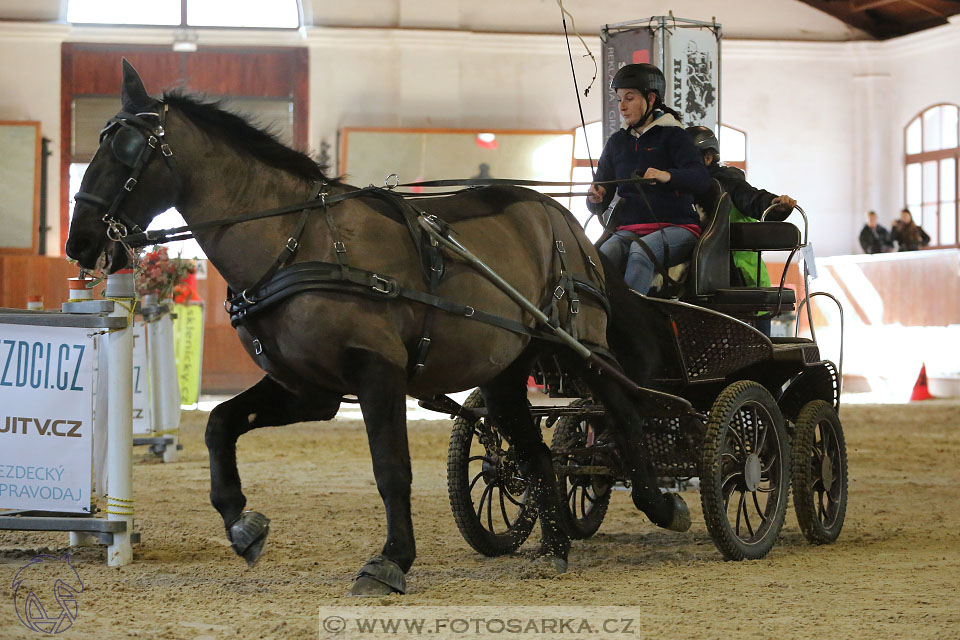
[439, 184, 849, 561]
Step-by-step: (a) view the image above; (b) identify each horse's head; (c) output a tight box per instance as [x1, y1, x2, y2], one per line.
[65, 59, 181, 271]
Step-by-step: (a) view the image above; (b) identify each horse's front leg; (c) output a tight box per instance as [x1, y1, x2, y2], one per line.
[206, 375, 341, 567]
[482, 354, 571, 574]
[344, 348, 415, 596]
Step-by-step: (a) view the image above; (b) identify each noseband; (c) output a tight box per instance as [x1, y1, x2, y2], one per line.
[73, 104, 180, 243]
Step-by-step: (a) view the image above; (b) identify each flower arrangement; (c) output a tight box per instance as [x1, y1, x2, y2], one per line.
[135, 246, 196, 300]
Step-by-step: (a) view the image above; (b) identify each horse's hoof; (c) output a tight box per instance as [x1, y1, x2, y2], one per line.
[662, 493, 691, 533]
[520, 555, 568, 578]
[227, 511, 270, 567]
[348, 555, 406, 596]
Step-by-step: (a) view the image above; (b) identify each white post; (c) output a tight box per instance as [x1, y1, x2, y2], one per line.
[145, 296, 181, 463]
[69, 531, 96, 547]
[106, 271, 135, 566]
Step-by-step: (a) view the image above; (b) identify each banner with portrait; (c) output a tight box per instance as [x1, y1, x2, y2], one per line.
[664, 28, 719, 130]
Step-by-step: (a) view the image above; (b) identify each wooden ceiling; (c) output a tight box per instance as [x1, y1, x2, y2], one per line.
[798, 0, 960, 39]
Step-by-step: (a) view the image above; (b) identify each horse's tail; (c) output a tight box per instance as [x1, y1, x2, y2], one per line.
[596, 253, 671, 388]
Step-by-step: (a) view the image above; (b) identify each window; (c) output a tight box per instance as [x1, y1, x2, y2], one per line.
[67, 0, 300, 28]
[904, 104, 959, 248]
[719, 124, 746, 174]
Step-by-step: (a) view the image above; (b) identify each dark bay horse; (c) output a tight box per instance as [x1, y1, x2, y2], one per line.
[65, 61, 688, 595]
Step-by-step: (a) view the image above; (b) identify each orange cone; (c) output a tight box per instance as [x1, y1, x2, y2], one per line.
[910, 364, 934, 401]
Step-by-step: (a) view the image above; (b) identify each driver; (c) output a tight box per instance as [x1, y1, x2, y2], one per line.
[588, 63, 709, 295]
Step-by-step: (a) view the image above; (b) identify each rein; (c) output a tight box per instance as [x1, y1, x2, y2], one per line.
[123, 175, 658, 248]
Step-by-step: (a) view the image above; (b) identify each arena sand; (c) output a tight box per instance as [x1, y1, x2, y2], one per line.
[1, 400, 958, 639]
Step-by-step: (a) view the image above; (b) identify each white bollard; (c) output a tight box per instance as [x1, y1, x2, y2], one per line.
[105, 270, 135, 567]
[69, 531, 96, 547]
[145, 295, 182, 462]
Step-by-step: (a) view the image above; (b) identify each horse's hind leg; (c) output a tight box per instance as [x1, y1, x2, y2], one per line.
[579, 367, 691, 533]
[206, 375, 341, 567]
[343, 348, 415, 597]
[481, 355, 570, 573]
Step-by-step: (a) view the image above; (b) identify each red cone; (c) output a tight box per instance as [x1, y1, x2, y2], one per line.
[910, 364, 934, 401]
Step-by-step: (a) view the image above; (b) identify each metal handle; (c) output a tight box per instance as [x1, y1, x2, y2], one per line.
[795, 291, 845, 395]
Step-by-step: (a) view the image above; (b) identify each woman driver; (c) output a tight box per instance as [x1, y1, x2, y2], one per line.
[587, 63, 709, 294]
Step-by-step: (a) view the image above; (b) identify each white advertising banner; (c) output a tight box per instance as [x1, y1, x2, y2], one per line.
[665, 29, 719, 130]
[131, 320, 152, 435]
[0, 325, 95, 513]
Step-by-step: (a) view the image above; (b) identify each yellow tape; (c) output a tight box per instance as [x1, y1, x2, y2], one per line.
[106, 495, 134, 503]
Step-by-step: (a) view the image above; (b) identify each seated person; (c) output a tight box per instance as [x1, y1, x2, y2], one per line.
[587, 63, 710, 295]
[891, 208, 930, 251]
[858, 210, 894, 254]
[686, 126, 797, 335]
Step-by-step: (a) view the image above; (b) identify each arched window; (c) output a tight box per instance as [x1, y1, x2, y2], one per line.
[67, 0, 300, 28]
[904, 104, 959, 248]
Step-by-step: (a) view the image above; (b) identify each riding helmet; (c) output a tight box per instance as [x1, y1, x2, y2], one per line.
[611, 63, 666, 98]
[685, 125, 720, 154]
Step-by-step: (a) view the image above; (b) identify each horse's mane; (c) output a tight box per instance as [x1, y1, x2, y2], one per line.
[163, 90, 338, 183]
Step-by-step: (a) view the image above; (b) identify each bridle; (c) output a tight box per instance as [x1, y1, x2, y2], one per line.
[73, 103, 181, 245]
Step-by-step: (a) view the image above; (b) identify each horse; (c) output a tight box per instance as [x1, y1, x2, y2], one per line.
[65, 60, 689, 595]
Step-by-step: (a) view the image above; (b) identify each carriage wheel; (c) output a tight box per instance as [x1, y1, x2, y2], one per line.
[447, 389, 537, 556]
[791, 400, 848, 544]
[700, 381, 790, 561]
[550, 399, 612, 540]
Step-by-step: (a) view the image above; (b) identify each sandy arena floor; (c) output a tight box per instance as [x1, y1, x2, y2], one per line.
[1, 400, 958, 639]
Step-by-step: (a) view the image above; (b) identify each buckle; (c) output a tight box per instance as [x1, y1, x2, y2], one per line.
[371, 274, 394, 295]
[253, 339, 263, 355]
[555, 240, 566, 253]
[333, 241, 346, 254]
[124, 177, 138, 191]
[147, 136, 157, 148]
[161, 144, 173, 157]
[241, 289, 257, 305]
[383, 173, 400, 189]
[570, 298, 580, 314]
[554, 286, 565, 300]
[285, 237, 299, 252]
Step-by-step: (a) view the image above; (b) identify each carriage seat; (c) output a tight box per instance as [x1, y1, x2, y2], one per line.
[706, 219, 802, 313]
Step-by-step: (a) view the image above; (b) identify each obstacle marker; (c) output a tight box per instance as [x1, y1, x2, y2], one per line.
[910, 363, 934, 402]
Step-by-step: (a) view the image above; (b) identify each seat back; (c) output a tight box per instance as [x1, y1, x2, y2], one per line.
[688, 179, 731, 297]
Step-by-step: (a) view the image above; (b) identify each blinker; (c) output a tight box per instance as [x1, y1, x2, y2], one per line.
[111, 125, 148, 168]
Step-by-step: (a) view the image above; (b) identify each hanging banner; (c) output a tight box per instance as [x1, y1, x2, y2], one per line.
[131, 320, 152, 435]
[0, 325, 95, 513]
[601, 28, 656, 144]
[173, 303, 204, 406]
[664, 28, 719, 130]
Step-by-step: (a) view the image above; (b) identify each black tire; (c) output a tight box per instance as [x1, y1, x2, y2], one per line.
[791, 400, 848, 544]
[447, 389, 537, 556]
[701, 381, 791, 561]
[550, 399, 612, 539]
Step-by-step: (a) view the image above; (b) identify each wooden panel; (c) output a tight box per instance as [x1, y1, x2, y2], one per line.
[68, 45, 182, 96]
[184, 49, 298, 98]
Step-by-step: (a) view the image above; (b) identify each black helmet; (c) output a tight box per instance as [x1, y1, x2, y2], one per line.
[685, 125, 720, 154]
[611, 63, 665, 98]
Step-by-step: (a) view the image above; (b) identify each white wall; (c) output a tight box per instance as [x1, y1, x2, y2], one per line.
[0, 18, 958, 257]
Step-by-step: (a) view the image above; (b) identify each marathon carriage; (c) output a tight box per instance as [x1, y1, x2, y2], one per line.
[442, 181, 849, 561]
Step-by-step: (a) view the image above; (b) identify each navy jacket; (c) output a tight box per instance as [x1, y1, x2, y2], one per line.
[709, 164, 785, 221]
[588, 113, 710, 228]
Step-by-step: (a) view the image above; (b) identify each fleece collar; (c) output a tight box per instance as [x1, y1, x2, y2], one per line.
[627, 111, 684, 138]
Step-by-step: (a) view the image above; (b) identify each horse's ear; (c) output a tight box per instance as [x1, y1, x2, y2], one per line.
[120, 58, 152, 111]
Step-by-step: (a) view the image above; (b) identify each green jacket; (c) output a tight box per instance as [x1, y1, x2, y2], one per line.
[729, 204, 770, 288]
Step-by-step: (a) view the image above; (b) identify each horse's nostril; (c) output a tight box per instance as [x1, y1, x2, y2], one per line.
[65, 237, 90, 261]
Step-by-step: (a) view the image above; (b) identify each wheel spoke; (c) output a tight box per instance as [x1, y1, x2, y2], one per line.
[818, 490, 827, 522]
[755, 410, 770, 454]
[742, 493, 755, 537]
[735, 491, 746, 536]
[486, 483, 495, 532]
[721, 452, 741, 465]
[468, 455, 495, 464]
[468, 471, 486, 494]
[761, 452, 778, 473]
[728, 421, 746, 452]
[476, 483, 493, 522]
[502, 487, 525, 507]
[580, 485, 589, 518]
[752, 491, 769, 524]
[499, 487, 512, 526]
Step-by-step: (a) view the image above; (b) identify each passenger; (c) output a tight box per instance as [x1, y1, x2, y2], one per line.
[890, 208, 930, 251]
[858, 210, 894, 254]
[588, 63, 710, 295]
[685, 125, 797, 336]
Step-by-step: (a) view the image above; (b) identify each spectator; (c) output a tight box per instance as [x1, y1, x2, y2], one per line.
[891, 208, 930, 252]
[858, 210, 894, 254]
